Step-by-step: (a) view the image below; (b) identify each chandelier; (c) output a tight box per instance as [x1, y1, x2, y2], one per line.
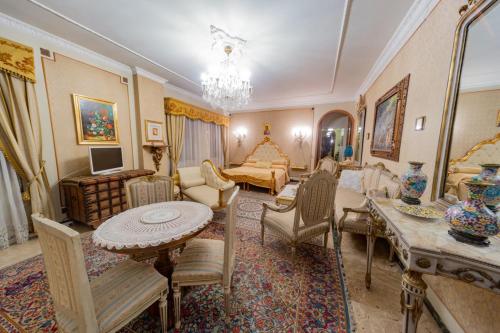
[201, 26, 253, 111]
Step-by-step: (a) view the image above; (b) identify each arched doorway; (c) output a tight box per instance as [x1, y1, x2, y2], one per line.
[315, 110, 354, 165]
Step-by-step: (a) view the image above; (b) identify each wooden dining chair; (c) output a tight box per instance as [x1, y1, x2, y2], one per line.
[125, 175, 175, 208]
[32, 213, 169, 333]
[171, 186, 240, 329]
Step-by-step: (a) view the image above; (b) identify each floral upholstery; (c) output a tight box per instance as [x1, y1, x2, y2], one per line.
[125, 176, 175, 208]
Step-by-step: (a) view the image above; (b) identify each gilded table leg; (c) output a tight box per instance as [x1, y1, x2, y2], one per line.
[365, 230, 376, 289]
[401, 270, 427, 333]
[155, 249, 175, 329]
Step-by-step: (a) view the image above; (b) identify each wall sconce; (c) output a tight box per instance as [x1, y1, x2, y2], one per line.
[292, 126, 311, 146]
[234, 127, 248, 146]
[415, 116, 426, 131]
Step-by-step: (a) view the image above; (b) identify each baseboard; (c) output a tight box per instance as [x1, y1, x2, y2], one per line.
[425, 285, 464, 333]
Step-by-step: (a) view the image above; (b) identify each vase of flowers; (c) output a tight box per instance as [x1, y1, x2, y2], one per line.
[445, 180, 498, 247]
[472, 164, 499, 212]
[401, 161, 428, 205]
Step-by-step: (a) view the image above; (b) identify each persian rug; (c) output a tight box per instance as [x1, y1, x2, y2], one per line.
[0, 191, 354, 333]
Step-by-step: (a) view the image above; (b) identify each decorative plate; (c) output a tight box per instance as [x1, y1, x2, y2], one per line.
[140, 208, 181, 224]
[393, 203, 444, 220]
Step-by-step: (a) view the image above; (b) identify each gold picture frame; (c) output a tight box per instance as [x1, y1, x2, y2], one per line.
[72, 94, 119, 145]
[145, 120, 165, 143]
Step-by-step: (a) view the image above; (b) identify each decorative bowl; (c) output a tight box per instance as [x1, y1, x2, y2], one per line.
[140, 208, 181, 224]
[393, 203, 444, 220]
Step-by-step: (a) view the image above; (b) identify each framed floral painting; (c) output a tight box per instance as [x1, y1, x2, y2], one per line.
[370, 74, 410, 161]
[72, 94, 119, 144]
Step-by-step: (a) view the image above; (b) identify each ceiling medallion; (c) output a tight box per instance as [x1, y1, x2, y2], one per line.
[201, 25, 253, 111]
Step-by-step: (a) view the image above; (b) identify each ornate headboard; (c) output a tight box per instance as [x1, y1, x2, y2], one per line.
[449, 133, 500, 171]
[245, 137, 290, 166]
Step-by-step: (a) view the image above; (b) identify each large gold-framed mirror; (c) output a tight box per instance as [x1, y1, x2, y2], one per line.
[433, 0, 500, 203]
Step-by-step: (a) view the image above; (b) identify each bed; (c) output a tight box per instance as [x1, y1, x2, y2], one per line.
[445, 133, 499, 201]
[222, 137, 290, 195]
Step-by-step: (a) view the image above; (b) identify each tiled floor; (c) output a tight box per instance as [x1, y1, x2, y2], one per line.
[1, 222, 442, 332]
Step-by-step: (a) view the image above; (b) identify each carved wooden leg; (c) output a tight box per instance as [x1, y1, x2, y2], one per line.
[159, 291, 168, 333]
[323, 232, 329, 253]
[173, 283, 181, 329]
[260, 225, 265, 245]
[155, 249, 175, 328]
[224, 286, 231, 322]
[401, 270, 427, 333]
[365, 232, 376, 289]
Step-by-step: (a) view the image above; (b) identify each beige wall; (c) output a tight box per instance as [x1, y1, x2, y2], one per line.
[42, 54, 134, 180]
[133, 74, 168, 175]
[229, 108, 314, 171]
[360, 0, 499, 332]
[450, 89, 500, 160]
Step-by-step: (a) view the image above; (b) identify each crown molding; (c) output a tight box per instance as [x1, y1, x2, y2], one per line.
[133, 67, 168, 84]
[330, 0, 352, 93]
[0, 11, 132, 74]
[234, 94, 354, 113]
[355, 0, 440, 97]
[460, 70, 500, 93]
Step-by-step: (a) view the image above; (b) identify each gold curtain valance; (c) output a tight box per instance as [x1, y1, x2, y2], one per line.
[164, 97, 229, 127]
[0, 37, 36, 83]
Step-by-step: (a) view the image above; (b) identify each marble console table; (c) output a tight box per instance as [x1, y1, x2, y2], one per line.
[366, 197, 500, 333]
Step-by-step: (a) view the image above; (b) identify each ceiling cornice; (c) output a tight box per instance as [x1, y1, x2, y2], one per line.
[235, 94, 354, 113]
[0, 11, 131, 74]
[133, 67, 168, 84]
[26, 0, 200, 88]
[460, 70, 500, 92]
[355, 0, 440, 97]
[330, 0, 352, 93]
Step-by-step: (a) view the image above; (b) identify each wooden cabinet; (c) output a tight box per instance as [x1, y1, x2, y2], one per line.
[61, 169, 154, 229]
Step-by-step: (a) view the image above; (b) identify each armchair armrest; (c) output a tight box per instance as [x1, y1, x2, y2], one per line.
[342, 207, 369, 214]
[263, 199, 296, 213]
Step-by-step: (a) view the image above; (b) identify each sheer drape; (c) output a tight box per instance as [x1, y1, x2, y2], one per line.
[179, 118, 224, 168]
[166, 114, 185, 175]
[0, 151, 29, 249]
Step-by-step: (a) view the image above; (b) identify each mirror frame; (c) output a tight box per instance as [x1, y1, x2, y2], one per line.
[432, 0, 498, 203]
[355, 94, 367, 165]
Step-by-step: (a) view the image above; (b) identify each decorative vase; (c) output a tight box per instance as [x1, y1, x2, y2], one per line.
[445, 181, 498, 247]
[472, 164, 500, 212]
[401, 161, 428, 205]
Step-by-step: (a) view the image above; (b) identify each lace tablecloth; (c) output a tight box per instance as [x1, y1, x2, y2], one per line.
[93, 201, 213, 250]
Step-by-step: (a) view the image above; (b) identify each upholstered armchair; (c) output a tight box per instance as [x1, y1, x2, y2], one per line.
[125, 175, 175, 208]
[32, 214, 169, 333]
[260, 170, 337, 258]
[172, 187, 239, 328]
[178, 159, 236, 210]
[301, 155, 339, 180]
[336, 163, 401, 258]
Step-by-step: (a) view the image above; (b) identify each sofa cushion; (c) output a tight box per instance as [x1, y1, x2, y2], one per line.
[255, 160, 272, 168]
[263, 208, 330, 242]
[378, 171, 401, 199]
[334, 187, 367, 223]
[178, 166, 205, 189]
[183, 185, 220, 209]
[338, 170, 362, 193]
[361, 166, 381, 193]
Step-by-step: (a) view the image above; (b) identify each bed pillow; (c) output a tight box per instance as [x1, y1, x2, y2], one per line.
[255, 161, 272, 168]
[272, 159, 287, 165]
[247, 158, 259, 163]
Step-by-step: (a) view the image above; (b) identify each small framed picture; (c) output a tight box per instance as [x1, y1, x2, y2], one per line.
[145, 120, 164, 142]
[415, 116, 426, 131]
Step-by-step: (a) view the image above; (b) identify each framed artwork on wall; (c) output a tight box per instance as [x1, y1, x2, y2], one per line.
[72, 94, 119, 145]
[370, 74, 410, 161]
[145, 120, 164, 142]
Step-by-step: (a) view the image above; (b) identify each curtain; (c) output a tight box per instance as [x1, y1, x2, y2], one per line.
[166, 114, 185, 175]
[0, 151, 29, 249]
[179, 118, 224, 168]
[0, 72, 55, 218]
[221, 126, 228, 168]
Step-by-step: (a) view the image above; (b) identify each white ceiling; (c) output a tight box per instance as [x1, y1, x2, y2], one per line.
[0, 0, 417, 110]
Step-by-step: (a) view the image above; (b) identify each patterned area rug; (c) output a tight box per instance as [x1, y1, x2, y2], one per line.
[0, 191, 354, 332]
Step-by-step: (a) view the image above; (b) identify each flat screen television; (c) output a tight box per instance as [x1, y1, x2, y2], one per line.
[89, 146, 124, 175]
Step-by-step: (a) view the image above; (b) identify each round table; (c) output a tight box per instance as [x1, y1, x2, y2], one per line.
[93, 201, 213, 327]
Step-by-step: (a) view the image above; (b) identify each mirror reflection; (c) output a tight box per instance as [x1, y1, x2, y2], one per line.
[316, 111, 353, 164]
[444, 1, 500, 203]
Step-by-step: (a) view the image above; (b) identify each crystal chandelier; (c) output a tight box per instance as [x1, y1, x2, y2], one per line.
[201, 26, 253, 111]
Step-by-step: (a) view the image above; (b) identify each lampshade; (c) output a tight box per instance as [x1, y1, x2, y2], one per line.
[344, 145, 353, 158]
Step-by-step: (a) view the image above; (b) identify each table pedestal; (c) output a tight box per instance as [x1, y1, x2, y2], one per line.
[154, 249, 176, 329]
[401, 270, 427, 333]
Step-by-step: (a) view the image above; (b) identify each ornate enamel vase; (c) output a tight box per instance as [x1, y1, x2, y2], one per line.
[445, 180, 499, 247]
[472, 164, 499, 212]
[400, 161, 428, 205]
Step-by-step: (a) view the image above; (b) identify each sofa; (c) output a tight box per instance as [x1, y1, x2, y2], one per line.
[336, 162, 401, 256]
[178, 160, 236, 210]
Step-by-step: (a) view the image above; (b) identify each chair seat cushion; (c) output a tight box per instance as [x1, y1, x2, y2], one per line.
[183, 185, 220, 209]
[172, 239, 224, 284]
[90, 260, 168, 332]
[263, 208, 330, 242]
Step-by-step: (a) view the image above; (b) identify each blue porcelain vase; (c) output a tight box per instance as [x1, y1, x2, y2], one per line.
[445, 181, 498, 247]
[472, 164, 499, 212]
[401, 161, 428, 205]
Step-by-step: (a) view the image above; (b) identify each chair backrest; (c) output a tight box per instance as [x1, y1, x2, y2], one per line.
[201, 159, 230, 190]
[377, 169, 402, 199]
[360, 162, 385, 193]
[223, 186, 239, 287]
[178, 166, 205, 189]
[295, 170, 337, 232]
[317, 156, 339, 176]
[125, 175, 174, 208]
[32, 214, 98, 332]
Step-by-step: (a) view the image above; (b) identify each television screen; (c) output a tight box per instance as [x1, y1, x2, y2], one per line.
[89, 147, 123, 175]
